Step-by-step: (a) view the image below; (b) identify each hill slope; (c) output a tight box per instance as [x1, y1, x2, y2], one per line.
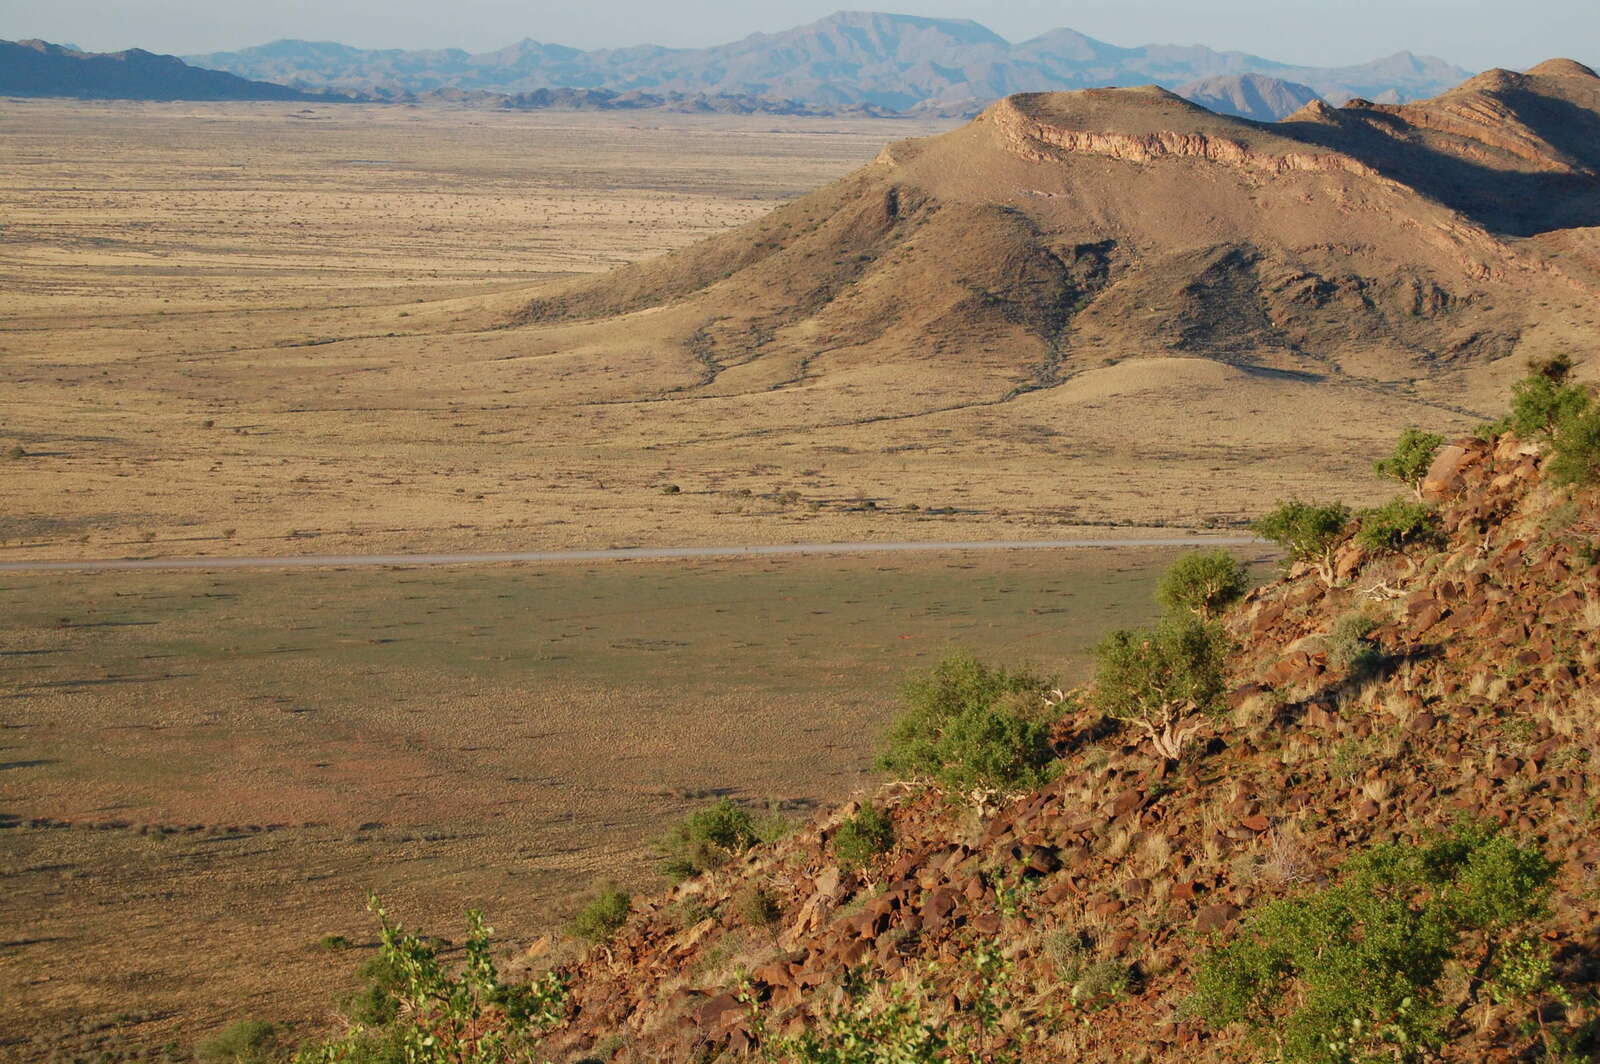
[185, 11, 1471, 108]
[0, 38, 329, 101]
[510, 422, 1600, 1062]
[504, 62, 1600, 464]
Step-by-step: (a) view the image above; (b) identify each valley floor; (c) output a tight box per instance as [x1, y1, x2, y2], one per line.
[0, 545, 1268, 1055]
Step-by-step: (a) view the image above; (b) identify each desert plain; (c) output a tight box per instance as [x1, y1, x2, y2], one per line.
[0, 100, 1280, 1058]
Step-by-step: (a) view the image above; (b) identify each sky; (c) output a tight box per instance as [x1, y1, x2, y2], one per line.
[0, 0, 1594, 71]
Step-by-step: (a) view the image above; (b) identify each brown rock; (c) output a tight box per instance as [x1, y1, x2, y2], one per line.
[970, 913, 1003, 935]
[1421, 444, 1471, 501]
[1195, 903, 1240, 933]
[696, 992, 743, 1029]
[1112, 788, 1145, 816]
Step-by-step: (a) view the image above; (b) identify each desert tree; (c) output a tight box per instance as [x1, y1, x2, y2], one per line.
[1251, 500, 1351, 587]
[1093, 616, 1229, 761]
[1156, 549, 1250, 621]
[1373, 426, 1445, 499]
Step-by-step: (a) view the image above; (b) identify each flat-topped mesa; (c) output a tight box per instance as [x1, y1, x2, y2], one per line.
[985, 88, 1382, 179]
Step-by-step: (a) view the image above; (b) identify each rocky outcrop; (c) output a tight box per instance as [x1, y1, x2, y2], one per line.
[987, 95, 1383, 179]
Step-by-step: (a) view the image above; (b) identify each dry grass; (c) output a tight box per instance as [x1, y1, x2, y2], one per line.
[0, 545, 1180, 1057]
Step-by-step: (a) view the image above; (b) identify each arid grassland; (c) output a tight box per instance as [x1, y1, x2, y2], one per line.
[0, 101, 1435, 567]
[0, 546, 1275, 1055]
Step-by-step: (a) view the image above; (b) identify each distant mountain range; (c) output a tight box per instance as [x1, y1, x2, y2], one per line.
[1174, 73, 1322, 122]
[0, 38, 324, 101]
[184, 11, 1472, 112]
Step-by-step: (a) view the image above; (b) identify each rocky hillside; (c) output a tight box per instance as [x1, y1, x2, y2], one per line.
[503, 414, 1600, 1062]
[185, 12, 1470, 109]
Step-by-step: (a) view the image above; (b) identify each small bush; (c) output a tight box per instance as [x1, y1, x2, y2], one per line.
[833, 805, 895, 870]
[1192, 823, 1560, 1064]
[734, 884, 782, 927]
[1251, 500, 1351, 585]
[5, 445, 24, 461]
[296, 900, 567, 1064]
[316, 934, 350, 952]
[660, 799, 762, 880]
[1550, 404, 1600, 486]
[1354, 497, 1440, 553]
[343, 952, 407, 1027]
[1325, 613, 1381, 677]
[196, 1020, 281, 1064]
[1373, 426, 1445, 497]
[1094, 617, 1229, 758]
[876, 653, 1059, 796]
[1155, 550, 1250, 620]
[1507, 357, 1588, 438]
[570, 886, 631, 943]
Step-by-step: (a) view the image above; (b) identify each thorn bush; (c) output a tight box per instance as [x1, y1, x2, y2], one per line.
[1251, 500, 1352, 585]
[1373, 427, 1445, 498]
[659, 798, 770, 880]
[1354, 497, 1440, 553]
[570, 886, 632, 943]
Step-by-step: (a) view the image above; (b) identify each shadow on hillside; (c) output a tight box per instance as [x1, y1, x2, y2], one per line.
[1280, 107, 1600, 237]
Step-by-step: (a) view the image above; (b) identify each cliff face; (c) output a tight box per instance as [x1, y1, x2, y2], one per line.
[988, 94, 1382, 179]
[523, 432, 1600, 1062]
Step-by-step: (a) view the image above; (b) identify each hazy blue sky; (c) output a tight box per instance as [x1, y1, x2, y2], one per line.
[0, 0, 1593, 70]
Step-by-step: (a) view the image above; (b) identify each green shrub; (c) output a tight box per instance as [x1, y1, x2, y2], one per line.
[296, 900, 567, 1064]
[343, 952, 407, 1027]
[1093, 617, 1229, 758]
[1251, 500, 1351, 585]
[1354, 497, 1440, 553]
[1373, 427, 1445, 497]
[197, 1020, 282, 1064]
[1325, 613, 1381, 677]
[570, 886, 631, 943]
[1549, 405, 1600, 486]
[660, 798, 762, 880]
[769, 982, 944, 1064]
[734, 884, 782, 927]
[1155, 550, 1250, 620]
[316, 934, 350, 952]
[876, 653, 1059, 796]
[1507, 357, 1589, 438]
[833, 805, 895, 871]
[1192, 823, 1559, 1064]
